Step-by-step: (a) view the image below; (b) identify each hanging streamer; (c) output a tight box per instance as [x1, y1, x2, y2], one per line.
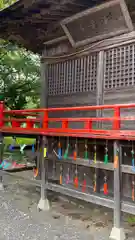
[73, 142, 77, 160]
[94, 144, 97, 164]
[58, 141, 62, 160]
[114, 148, 119, 169]
[32, 144, 35, 153]
[84, 141, 88, 160]
[132, 177, 135, 202]
[74, 166, 78, 188]
[59, 165, 63, 185]
[82, 173, 86, 192]
[9, 137, 16, 151]
[131, 143, 135, 172]
[103, 176, 108, 195]
[64, 142, 69, 159]
[9, 145, 14, 151]
[104, 141, 108, 164]
[0, 160, 11, 169]
[33, 168, 38, 178]
[20, 144, 26, 154]
[93, 173, 96, 192]
[66, 168, 70, 184]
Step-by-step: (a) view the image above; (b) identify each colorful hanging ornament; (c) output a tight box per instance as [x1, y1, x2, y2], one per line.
[32, 144, 35, 153]
[58, 140, 62, 160]
[93, 172, 97, 192]
[104, 141, 108, 164]
[33, 168, 38, 178]
[20, 144, 26, 154]
[132, 177, 135, 202]
[74, 166, 79, 188]
[94, 144, 97, 164]
[114, 148, 119, 169]
[73, 141, 77, 160]
[66, 168, 70, 184]
[84, 141, 88, 160]
[103, 175, 108, 195]
[82, 173, 87, 192]
[64, 139, 70, 159]
[131, 144, 135, 172]
[59, 165, 63, 185]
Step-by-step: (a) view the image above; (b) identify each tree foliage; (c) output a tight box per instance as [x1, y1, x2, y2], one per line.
[0, 0, 40, 110]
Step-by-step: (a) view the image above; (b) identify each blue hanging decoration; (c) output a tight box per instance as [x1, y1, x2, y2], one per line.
[9, 145, 14, 151]
[9, 137, 16, 151]
[131, 149, 135, 172]
[3, 161, 12, 169]
[0, 160, 5, 169]
[58, 141, 62, 160]
[0, 160, 11, 169]
[32, 144, 35, 153]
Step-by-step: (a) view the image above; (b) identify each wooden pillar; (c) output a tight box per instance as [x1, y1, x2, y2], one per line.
[96, 50, 104, 192]
[37, 49, 50, 211]
[110, 141, 125, 240]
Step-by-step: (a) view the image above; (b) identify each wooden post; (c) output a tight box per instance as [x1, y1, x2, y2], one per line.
[110, 140, 125, 240]
[96, 50, 104, 193]
[37, 48, 50, 211]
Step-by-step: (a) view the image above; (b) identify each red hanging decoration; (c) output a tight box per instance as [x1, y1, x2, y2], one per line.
[74, 168, 78, 188]
[82, 173, 86, 192]
[104, 176, 108, 195]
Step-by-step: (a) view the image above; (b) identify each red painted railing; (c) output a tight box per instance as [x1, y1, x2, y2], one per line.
[1, 101, 135, 139]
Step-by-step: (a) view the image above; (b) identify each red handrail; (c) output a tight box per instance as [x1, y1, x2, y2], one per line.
[1, 101, 135, 139]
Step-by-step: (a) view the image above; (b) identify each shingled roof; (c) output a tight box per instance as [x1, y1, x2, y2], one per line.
[0, 0, 135, 53]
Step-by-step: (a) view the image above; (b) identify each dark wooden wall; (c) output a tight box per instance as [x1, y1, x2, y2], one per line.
[43, 33, 135, 130]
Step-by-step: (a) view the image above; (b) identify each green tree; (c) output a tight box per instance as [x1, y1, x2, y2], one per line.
[0, 0, 40, 110]
[0, 42, 40, 109]
[0, 0, 16, 9]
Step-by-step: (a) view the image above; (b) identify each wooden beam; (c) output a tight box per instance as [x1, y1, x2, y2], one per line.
[44, 36, 68, 45]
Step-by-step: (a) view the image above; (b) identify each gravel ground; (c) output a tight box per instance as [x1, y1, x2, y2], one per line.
[0, 172, 134, 240]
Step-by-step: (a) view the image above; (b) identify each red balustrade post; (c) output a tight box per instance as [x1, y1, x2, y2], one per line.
[43, 110, 48, 129]
[26, 119, 34, 129]
[0, 101, 4, 128]
[113, 107, 120, 130]
[12, 120, 20, 128]
[84, 120, 92, 131]
[62, 120, 68, 129]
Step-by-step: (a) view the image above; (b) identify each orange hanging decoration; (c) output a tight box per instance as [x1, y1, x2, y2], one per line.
[114, 155, 118, 169]
[82, 173, 86, 192]
[93, 173, 96, 192]
[132, 179, 135, 201]
[73, 143, 77, 160]
[59, 165, 63, 185]
[60, 174, 62, 185]
[104, 176, 108, 195]
[33, 168, 38, 178]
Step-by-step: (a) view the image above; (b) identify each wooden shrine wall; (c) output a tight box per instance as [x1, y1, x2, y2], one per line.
[103, 42, 135, 130]
[42, 36, 135, 201]
[45, 42, 98, 128]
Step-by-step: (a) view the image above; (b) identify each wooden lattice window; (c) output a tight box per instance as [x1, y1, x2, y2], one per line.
[48, 54, 97, 96]
[104, 44, 135, 89]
